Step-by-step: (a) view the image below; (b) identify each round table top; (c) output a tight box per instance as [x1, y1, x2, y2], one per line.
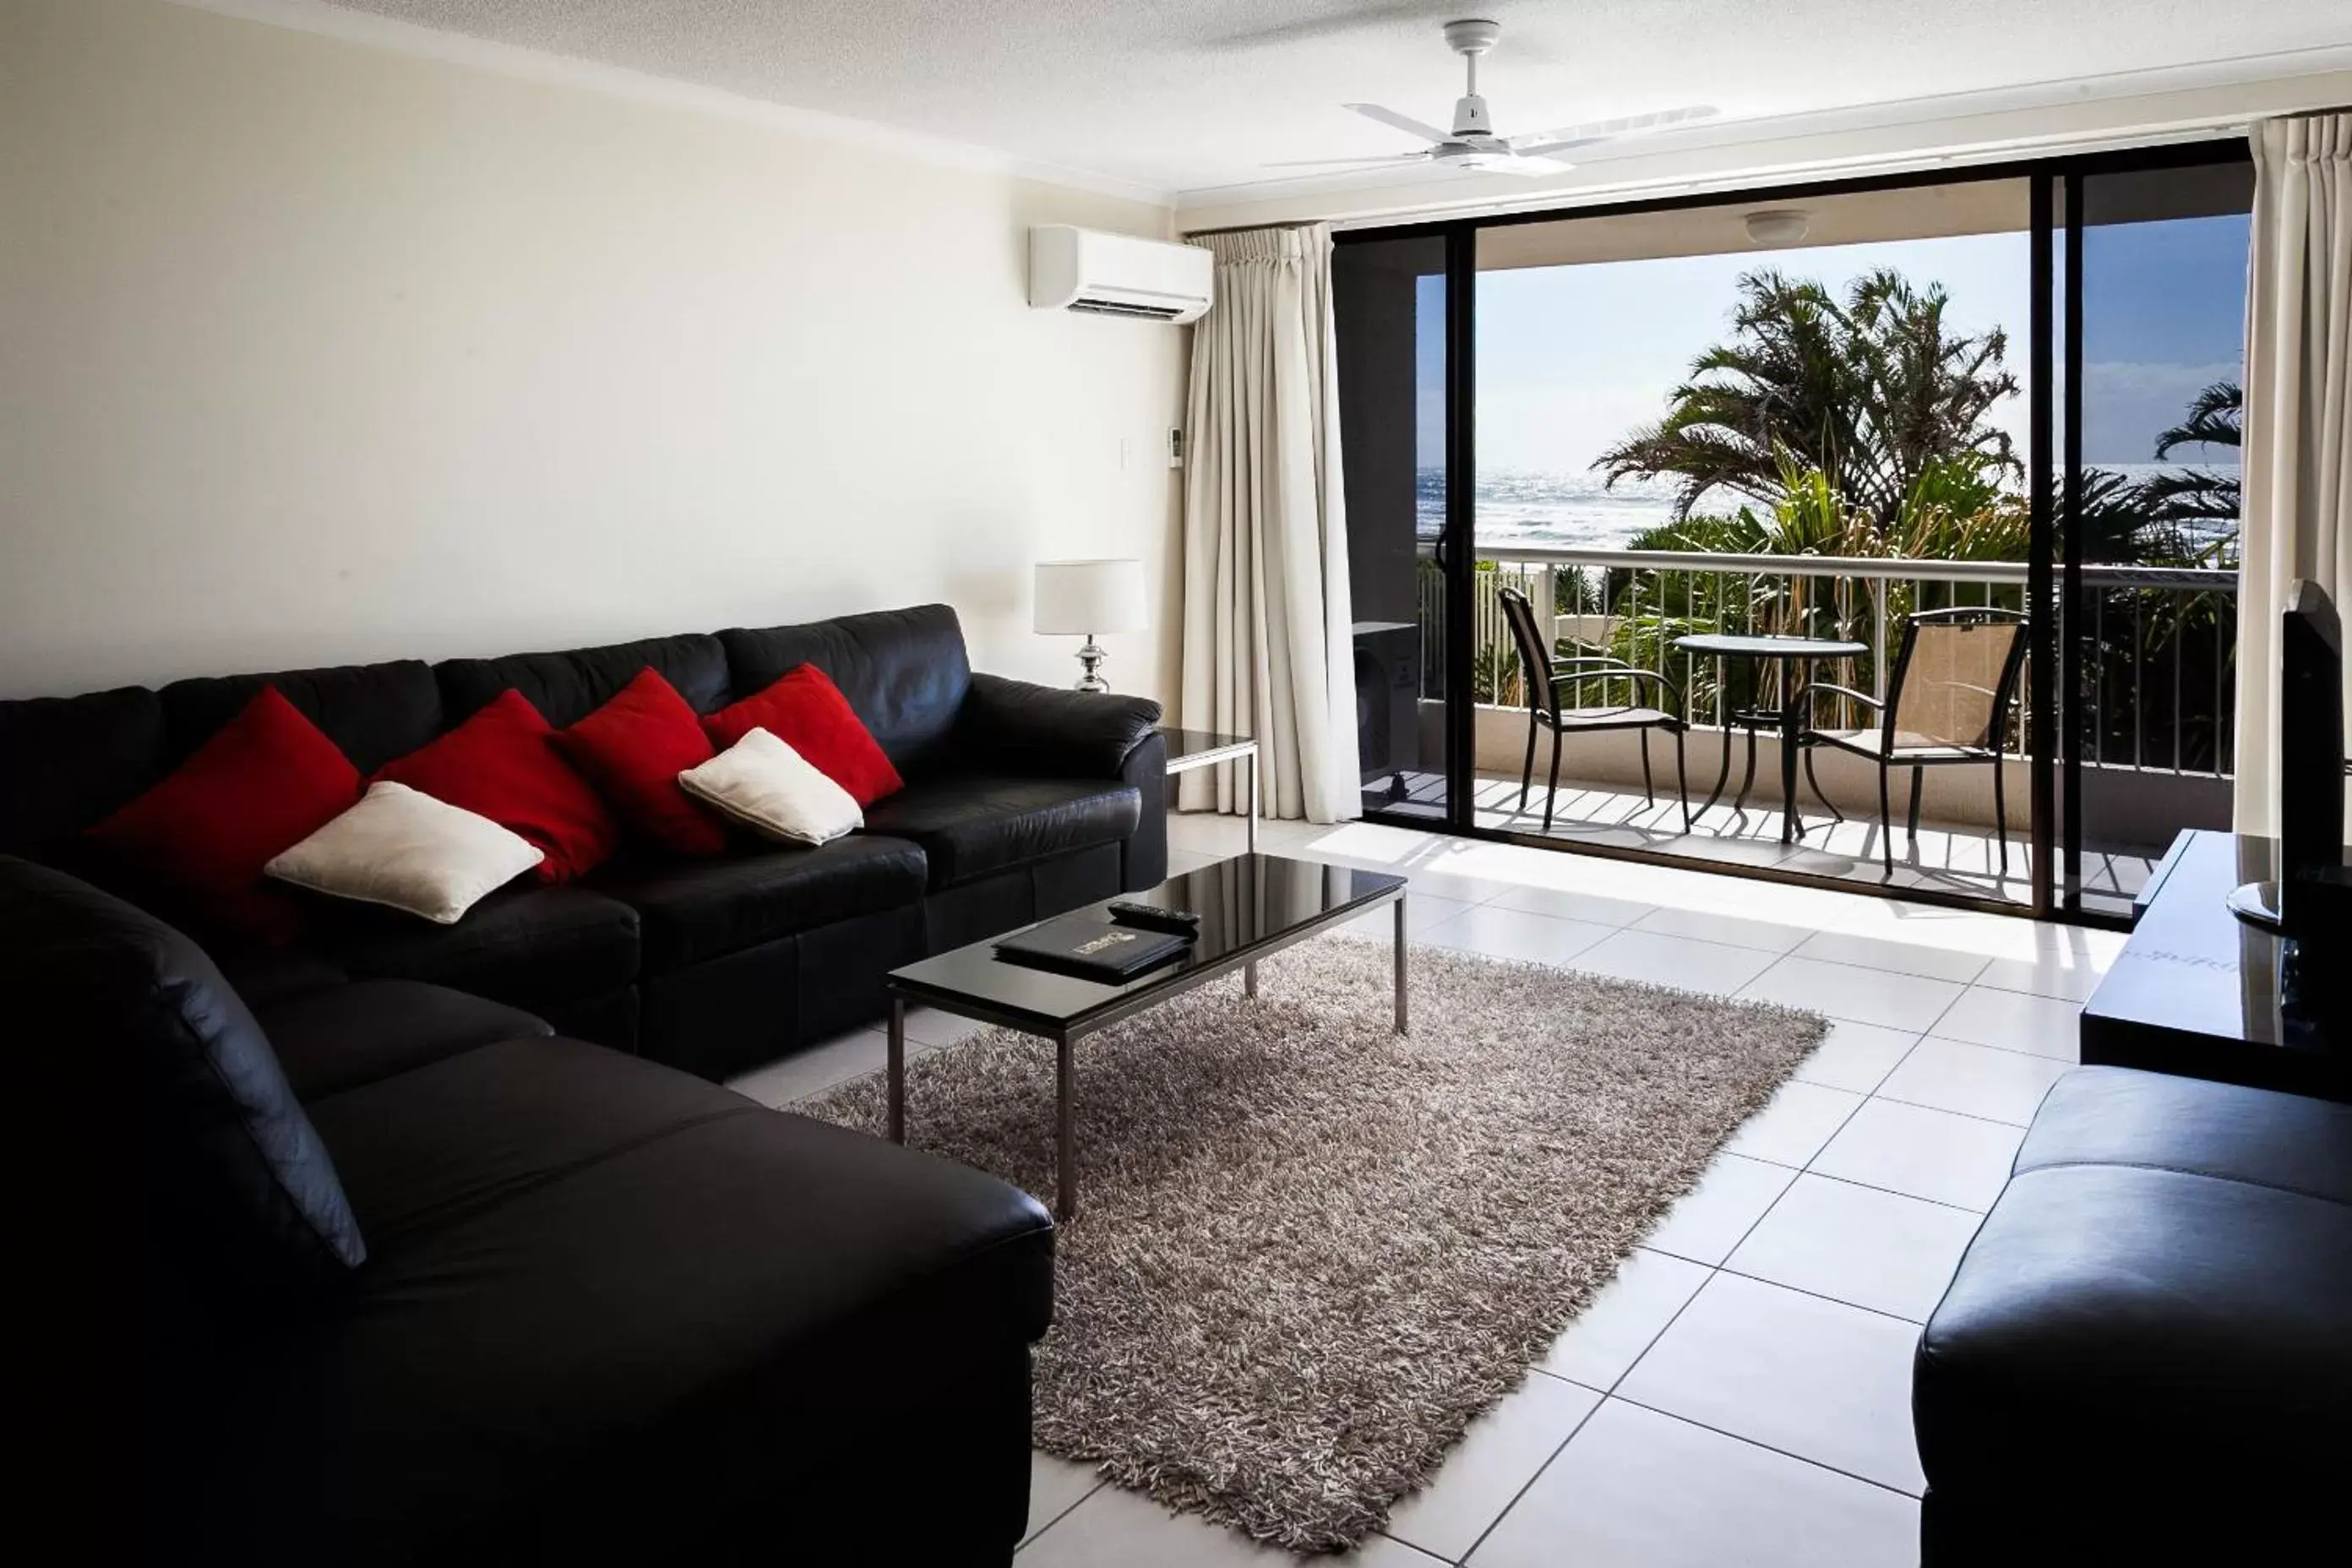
[1673, 632, 1870, 659]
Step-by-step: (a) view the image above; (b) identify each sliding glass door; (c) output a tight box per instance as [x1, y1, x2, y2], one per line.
[1333, 231, 1461, 825]
[1331, 139, 2252, 923]
[2060, 155, 2254, 919]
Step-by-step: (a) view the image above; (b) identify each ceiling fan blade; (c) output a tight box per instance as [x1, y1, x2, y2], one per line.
[1508, 105, 1718, 155]
[1344, 102, 1451, 144]
[1261, 152, 1433, 168]
[1481, 155, 1574, 177]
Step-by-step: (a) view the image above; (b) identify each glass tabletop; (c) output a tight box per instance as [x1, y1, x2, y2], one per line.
[887, 852, 1405, 1035]
[1672, 633, 1870, 659]
[1157, 726, 1255, 764]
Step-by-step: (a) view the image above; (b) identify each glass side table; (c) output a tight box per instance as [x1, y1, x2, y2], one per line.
[1157, 727, 1258, 852]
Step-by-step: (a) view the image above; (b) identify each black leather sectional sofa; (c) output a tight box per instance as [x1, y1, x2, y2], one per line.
[14, 853, 1054, 1565]
[0, 603, 1170, 1563]
[0, 602, 1167, 1080]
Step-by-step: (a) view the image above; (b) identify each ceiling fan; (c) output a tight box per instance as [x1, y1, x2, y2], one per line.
[1269, 18, 1716, 178]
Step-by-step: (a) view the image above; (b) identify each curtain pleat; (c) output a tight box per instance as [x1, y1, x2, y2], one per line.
[1178, 224, 1358, 822]
[2238, 112, 2352, 834]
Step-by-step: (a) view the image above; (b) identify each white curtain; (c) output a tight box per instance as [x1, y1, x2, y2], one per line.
[1178, 224, 1358, 823]
[2237, 112, 2352, 835]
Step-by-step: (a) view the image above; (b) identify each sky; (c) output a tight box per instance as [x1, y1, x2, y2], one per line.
[1414, 211, 2248, 473]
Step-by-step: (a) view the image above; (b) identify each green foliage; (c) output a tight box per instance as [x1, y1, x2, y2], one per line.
[1594, 269, 2019, 534]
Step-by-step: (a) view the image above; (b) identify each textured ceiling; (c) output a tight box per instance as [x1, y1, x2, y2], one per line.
[313, 0, 2350, 199]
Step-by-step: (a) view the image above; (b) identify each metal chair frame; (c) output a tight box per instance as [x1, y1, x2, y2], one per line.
[1792, 607, 2030, 874]
[1497, 587, 1693, 835]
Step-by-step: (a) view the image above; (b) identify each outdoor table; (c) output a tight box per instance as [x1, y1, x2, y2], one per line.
[1671, 632, 1870, 843]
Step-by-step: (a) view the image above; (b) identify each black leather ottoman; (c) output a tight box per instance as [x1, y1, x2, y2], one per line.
[1914, 1066, 2352, 1563]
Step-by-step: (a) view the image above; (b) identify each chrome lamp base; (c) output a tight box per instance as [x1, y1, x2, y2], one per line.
[1073, 636, 1109, 693]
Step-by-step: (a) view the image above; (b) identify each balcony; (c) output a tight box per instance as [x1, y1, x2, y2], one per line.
[1371, 546, 2238, 912]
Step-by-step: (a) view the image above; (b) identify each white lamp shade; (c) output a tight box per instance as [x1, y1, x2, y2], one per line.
[1033, 558, 1146, 634]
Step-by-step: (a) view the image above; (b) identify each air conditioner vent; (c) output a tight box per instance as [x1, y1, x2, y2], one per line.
[1029, 226, 1213, 325]
[1069, 298, 1189, 321]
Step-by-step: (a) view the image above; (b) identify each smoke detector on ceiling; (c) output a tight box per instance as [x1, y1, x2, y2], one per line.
[1745, 210, 1810, 245]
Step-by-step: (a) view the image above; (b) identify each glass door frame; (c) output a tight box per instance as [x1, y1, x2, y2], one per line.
[1343, 138, 2251, 927]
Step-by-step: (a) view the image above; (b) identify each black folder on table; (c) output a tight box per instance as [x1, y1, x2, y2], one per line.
[992, 913, 1193, 983]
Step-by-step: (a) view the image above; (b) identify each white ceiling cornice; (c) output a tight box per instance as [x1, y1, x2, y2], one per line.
[164, 0, 1179, 208]
[1178, 49, 2352, 232]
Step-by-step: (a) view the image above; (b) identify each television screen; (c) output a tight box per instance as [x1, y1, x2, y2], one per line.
[2278, 579, 2344, 936]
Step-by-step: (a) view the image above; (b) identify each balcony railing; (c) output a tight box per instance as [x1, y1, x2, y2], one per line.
[1418, 545, 2239, 778]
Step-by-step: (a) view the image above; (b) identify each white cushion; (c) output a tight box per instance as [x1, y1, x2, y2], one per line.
[677, 727, 863, 847]
[264, 781, 544, 924]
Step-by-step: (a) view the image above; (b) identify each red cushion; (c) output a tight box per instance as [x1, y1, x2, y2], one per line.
[703, 664, 903, 807]
[375, 689, 619, 884]
[85, 685, 360, 906]
[553, 668, 728, 857]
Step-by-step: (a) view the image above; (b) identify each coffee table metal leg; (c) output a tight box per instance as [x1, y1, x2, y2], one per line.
[1394, 894, 1408, 1035]
[1244, 960, 1258, 997]
[887, 997, 906, 1144]
[1245, 749, 1258, 853]
[1056, 1035, 1076, 1221]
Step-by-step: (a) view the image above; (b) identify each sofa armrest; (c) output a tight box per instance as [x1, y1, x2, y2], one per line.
[959, 672, 1162, 779]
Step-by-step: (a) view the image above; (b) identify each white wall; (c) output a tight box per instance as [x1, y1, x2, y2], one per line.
[0, 0, 1188, 702]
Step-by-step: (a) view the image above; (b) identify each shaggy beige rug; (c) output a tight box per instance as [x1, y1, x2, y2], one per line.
[799, 935, 1826, 1554]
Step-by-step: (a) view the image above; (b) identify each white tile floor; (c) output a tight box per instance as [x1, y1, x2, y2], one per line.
[726, 807, 2125, 1565]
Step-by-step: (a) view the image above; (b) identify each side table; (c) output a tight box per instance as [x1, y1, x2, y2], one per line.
[1157, 727, 1258, 853]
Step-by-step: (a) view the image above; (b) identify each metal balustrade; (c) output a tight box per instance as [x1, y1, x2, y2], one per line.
[1414, 545, 2238, 777]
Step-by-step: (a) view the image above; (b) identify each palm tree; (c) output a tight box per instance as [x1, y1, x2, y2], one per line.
[2139, 379, 2241, 557]
[1594, 269, 2019, 536]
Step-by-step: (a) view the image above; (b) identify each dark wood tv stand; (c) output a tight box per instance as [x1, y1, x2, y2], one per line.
[2080, 830, 2349, 1102]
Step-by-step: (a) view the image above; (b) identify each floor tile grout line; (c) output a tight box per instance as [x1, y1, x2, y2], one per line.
[1707, 1261, 1940, 1328]
[1591, 1390, 1927, 1502]
[1012, 1477, 1107, 1557]
[1704, 1156, 1994, 1219]
[1913, 1025, 2082, 1065]
[1794, 1167, 1989, 1215]
[1448, 1384, 1609, 1566]
[1866, 1087, 2039, 1131]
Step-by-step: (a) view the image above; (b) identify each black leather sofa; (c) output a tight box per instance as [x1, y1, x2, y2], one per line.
[1913, 1066, 2352, 1562]
[0, 603, 1165, 1081]
[8, 852, 1055, 1565]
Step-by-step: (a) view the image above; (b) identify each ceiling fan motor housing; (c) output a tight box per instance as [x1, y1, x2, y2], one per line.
[1444, 18, 1502, 139]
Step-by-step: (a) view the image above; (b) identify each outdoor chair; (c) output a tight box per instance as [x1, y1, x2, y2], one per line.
[1791, 607, 2028, 874]
[1497, 586, 1691, 834]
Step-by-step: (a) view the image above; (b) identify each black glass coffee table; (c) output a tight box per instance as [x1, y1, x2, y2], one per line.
[885, 852, 1408, 1218]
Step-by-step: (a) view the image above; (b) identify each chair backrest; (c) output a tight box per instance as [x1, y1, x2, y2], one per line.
[1495, 588, 1557, 719]
[1886, 608, 2028, 751]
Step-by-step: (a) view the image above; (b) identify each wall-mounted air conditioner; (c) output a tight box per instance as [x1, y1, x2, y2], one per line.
[1028, 226, 1212, 324]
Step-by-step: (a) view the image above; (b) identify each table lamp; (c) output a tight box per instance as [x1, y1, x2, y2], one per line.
[1034, 558, 1146, 693]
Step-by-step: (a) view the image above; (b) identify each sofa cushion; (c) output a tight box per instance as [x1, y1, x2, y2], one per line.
[375, 689, 619, 883]
[270, 1039, 1052, 1553]
[436, 631, 730, 729]
[553, 668, 729, 858]
[720, 605, 972, 779]
[2011, 1063, 2352, 1200]
[267, 781, 544, 926]
[258, 979, 552, 1102]
[0, 684, 165, 857]
[863, 773, 1141, 890]
[678, 729, 864, 848]
[313, 882, 640, 1010]
[704, 665, 904, 806]
[0, 856, 366, 1293]
[161, 659, 442, 777]
[86, 687, 362, 942]
[596, 835, 929, 971]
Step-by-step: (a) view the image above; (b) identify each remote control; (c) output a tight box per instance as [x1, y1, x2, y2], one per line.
[1107, 901, 1200, 935]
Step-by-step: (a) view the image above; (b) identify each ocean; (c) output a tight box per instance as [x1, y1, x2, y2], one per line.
[1418, 463, 2238, 553]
